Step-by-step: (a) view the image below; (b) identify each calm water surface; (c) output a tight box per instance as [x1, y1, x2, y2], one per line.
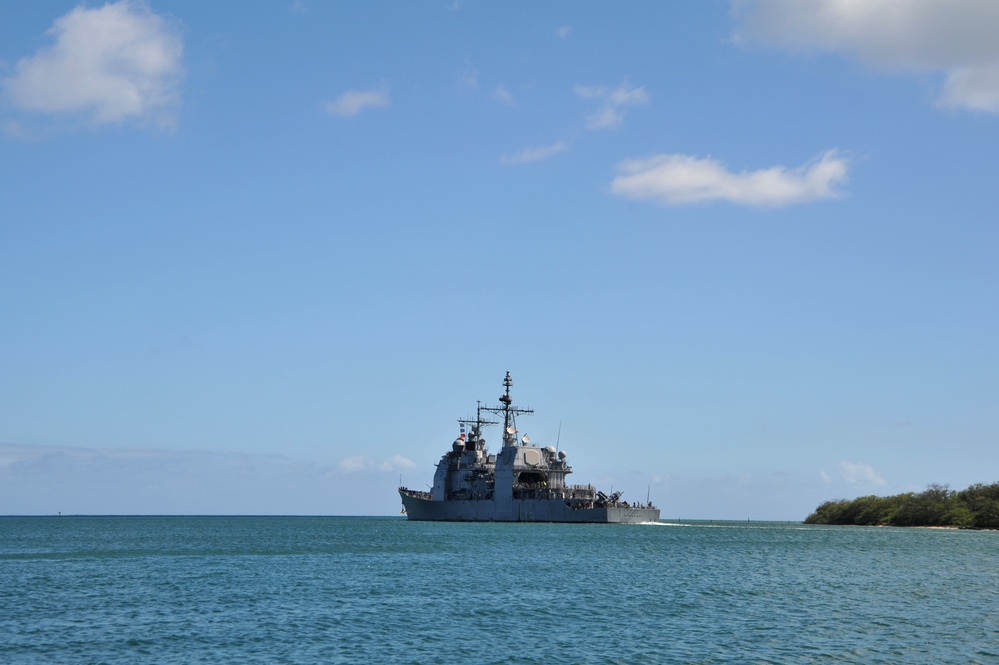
[1, 517, 997, 664]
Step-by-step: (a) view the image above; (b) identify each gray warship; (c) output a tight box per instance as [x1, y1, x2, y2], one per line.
[399, 372, 660, 523]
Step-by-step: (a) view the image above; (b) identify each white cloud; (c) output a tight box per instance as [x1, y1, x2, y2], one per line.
[732, 0, 999, 112]
[500, 140, 568, 165]
[378, 455, 416, 473]
[337, 454, 415, 474]
[0, 443, 403, 516]
[610, 149, 848, 208]
[2, 0, 183, 127]
[839, 461, 886, 486]
[456, 65, 478, 93]
[493, 84, 514, 105]
[819, 471, 832, 484]
[338, 456, 374, 473]
[557, 25, 572, 39]
[575, 81, 649, 130]
[939, 64, 999, 111]
[586, 107, 626, 131]
[323, 87, 390, 117]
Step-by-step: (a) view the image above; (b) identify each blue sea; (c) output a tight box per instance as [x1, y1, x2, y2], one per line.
[1, 517, 997, 664]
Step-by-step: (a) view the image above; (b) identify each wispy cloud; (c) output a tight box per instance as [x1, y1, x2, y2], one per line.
[732, 0, 999, 112]
[493, 84, 514, 105]
[1, 0, 184, 128]
[500, 140, 568, 165]
[0, 443, 329, 514]
[323, 86, 390, 118]
[557, 25, 572, 39]
[456, 65, 478, 93]
[337, 456, 373, 473]
[1, 119, 29, 140]
[610, 149, 849, 208]
[336, 454, 415, 474]
[0, 442, 419, 514]
[839, 461, 886, 486]
[575, 81, 649, 129]
[379, 455, 416, 473]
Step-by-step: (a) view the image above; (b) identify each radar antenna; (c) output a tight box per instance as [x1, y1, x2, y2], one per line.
[458, 400, 498, 448]
[481, 371, 533, 447]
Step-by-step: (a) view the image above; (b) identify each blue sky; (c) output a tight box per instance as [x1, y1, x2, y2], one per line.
[1, 0, 997, 518]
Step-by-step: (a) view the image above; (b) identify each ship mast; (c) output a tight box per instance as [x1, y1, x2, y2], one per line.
[457, 401, 498, 448]
[482, 371, 533, 447]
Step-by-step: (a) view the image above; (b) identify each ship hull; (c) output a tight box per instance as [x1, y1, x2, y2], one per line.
[400, 489, 660, 524]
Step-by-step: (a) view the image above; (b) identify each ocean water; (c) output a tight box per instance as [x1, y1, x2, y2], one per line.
[1, 517, 997, 664]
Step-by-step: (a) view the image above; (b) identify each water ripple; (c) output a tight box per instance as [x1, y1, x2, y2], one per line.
[1, 517, 997, 663]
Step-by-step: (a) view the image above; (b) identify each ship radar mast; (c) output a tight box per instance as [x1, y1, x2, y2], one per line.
[457, 401, 498, 445]
[482, 371, 534, 447]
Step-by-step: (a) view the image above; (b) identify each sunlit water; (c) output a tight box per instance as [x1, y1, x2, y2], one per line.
[2, 516, 997, 664]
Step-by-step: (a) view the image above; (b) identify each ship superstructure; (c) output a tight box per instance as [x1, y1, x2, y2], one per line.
[399, 372, 660, 523]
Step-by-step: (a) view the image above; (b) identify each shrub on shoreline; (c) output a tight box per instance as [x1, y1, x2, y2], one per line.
[805, 482, 999, 528]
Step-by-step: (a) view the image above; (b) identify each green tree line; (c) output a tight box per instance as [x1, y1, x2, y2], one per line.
[805, 482, 999, 528]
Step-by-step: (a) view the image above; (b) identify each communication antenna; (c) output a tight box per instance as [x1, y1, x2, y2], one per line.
[522, 434, 531, 445]
[555, 421, 562, 451]
[481, 372, 533, 447]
